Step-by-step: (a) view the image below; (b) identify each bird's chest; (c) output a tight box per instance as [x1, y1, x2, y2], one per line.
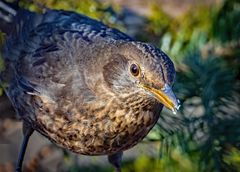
[106, 106, 159, 151]
[35, 97, 160, 155]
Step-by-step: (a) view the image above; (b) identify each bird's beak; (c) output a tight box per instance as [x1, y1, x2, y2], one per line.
[141, 84, 180, 114]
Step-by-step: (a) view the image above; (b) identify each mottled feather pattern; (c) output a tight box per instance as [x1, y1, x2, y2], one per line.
[1, 8, 175, 156]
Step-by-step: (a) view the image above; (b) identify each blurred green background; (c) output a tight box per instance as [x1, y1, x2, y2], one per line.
[0, 0, 239, 172]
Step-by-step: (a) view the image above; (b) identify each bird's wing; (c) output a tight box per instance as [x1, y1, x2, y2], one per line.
[2, 9, 132, 117]
[3, 9, 133, 89]
[3, 30, 99, 119]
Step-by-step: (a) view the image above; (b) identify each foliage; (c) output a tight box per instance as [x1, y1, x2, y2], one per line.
[20, 0, 125, 30]
[175, 53, 239, 172]
[147, 4, 171, 36]
[147, 3, 214, 61]
[212, 0, 240, 43]
[223, 147, 240, 171]
[121, 151, 198, 172]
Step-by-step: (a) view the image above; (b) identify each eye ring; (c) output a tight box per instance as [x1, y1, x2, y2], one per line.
[130, 63, 140, 77]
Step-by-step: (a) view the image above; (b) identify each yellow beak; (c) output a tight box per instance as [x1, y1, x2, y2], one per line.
[141, 84, 180, 114]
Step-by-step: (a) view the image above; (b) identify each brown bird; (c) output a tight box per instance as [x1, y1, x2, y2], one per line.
[0, 1, 179, 172]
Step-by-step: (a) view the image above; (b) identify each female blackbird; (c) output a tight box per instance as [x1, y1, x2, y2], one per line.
[0, 1, 180, 171]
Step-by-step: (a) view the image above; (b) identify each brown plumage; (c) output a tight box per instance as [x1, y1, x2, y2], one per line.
[0, 1, 179, 172]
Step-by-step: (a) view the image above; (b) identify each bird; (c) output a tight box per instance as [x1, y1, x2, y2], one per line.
[0, 0, 180, 172]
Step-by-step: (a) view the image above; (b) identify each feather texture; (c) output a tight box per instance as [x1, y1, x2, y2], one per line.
[0, 6, 175, 155]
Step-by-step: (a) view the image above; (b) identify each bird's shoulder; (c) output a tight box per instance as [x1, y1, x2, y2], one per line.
[1, 9, 133, 117]
[2, 27, 98, 112]
[3, 9, 133, 86]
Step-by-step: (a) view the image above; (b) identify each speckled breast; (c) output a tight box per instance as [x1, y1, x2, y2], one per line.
[34, 98, 162, 155]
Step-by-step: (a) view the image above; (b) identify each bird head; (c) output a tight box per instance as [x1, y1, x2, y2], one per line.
[103, 41, 180, 114]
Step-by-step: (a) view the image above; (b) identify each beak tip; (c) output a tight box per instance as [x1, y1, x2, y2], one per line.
[163, 84, 180, 112]
[171, 99, 181, 114]
[176, 99, 181, 110]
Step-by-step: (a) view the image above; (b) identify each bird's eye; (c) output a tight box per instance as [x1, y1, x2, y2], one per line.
[130, 63, 140, 76]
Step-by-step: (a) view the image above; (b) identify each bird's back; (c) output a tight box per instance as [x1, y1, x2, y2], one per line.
[3, 9, 132, 61]
[1, 9, 132, 117]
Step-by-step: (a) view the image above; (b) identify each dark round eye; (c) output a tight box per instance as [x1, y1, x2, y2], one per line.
[130, 63, 140, 76]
